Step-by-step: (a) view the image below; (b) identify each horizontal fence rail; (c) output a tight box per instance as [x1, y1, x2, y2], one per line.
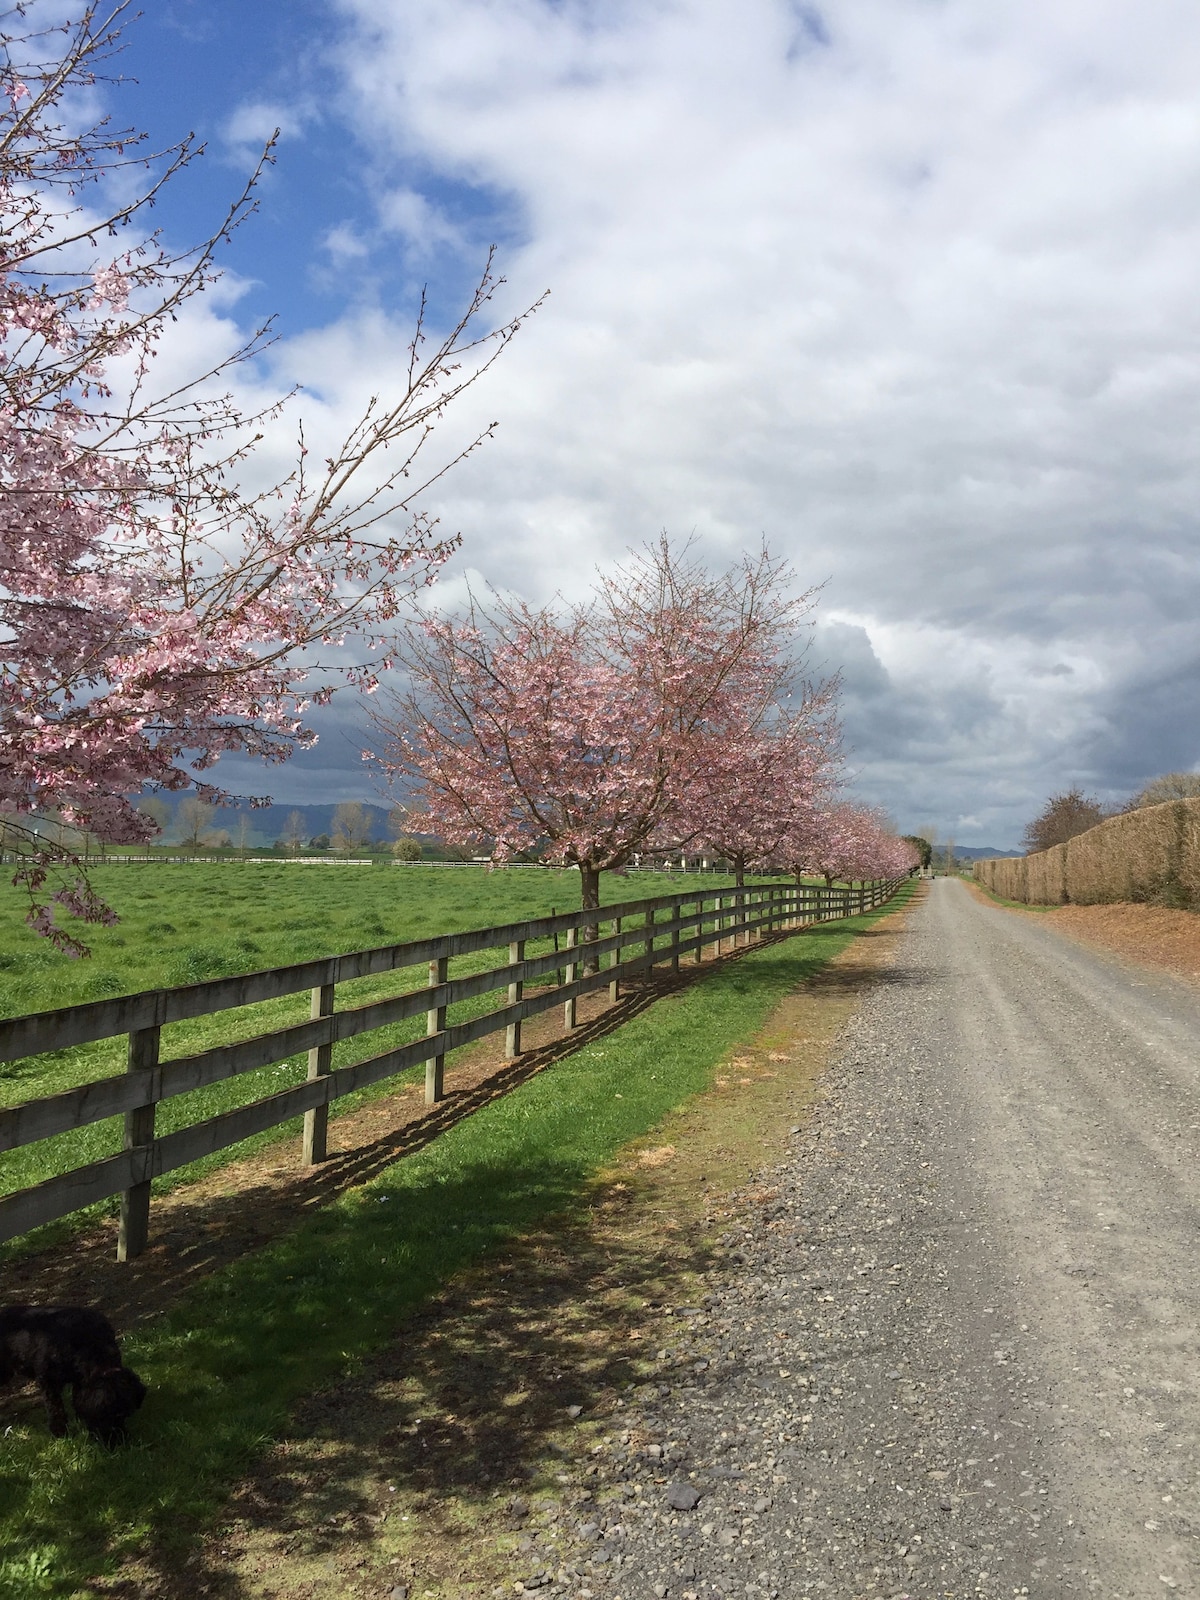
[0, 878, 904, 1259]
[37, 857, 770, 870]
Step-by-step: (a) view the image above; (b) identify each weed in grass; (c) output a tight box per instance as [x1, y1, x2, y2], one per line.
[0, 1547, 57, 1600]
[79, 972, 124, 1000]
[166, 946, 238, 986]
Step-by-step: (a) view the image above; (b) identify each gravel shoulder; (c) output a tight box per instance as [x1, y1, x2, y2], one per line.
[594, 877, 1199, 1600]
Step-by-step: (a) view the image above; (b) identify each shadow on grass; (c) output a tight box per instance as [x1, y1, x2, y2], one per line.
[1, 924, 912, 1328]
[140, 1200, 714, 1600]
[0, 892, 918, 1596]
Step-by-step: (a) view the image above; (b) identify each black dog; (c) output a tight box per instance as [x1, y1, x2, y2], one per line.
[0, 1304, 146, 1445]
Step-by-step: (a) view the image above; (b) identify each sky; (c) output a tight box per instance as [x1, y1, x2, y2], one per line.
[91, 0, 1200, 847]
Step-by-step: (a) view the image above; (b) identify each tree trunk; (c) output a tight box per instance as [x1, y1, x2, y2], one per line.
[579, 863, 602, 975]
[733, 851, 746, 889]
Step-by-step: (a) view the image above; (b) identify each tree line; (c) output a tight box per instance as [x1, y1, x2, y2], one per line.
[371, 536, 917, 912]
[1022, 774, 1200, 855]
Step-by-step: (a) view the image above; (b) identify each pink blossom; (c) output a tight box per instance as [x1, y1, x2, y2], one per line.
[377, 539, 831, 914]
[0, 3, 539, 946]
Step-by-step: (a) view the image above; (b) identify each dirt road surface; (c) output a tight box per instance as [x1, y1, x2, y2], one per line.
[600, 877, 1198, 1599]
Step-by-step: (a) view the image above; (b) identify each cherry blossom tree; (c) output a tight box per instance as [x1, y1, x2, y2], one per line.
[782, 800, 917, 886]
[374, 539, 824, 938]
[690, 690, 842, 887]
[0, 2, 539, 948]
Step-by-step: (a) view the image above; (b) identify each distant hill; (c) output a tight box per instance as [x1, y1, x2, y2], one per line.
[938, 845, 1016, 861]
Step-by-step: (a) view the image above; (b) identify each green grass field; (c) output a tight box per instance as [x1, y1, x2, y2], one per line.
[0, 884, 913, 1597]
[0, 862, 718, 1017]
[0, 864, 757, 1239]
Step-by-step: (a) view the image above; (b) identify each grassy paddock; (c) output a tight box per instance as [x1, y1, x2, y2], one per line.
[1, 865, 756, 1229]
[0, 863, 727, 1018]
[0, 885, 913, 1596]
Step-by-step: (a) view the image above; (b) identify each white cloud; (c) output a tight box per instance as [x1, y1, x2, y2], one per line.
[223, 100, 305, 164]
[322, 222, 371, 265]
[377, 187, 466, 255]
[287, 0, 1200, 842]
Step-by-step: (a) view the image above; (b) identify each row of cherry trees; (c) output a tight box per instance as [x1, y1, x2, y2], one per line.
[373, 538, 918, 911]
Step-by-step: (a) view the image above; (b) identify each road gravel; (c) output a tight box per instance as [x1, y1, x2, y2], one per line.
[550, 878, 1199, 1600]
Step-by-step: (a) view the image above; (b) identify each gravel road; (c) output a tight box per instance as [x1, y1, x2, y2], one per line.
[543, 878, 1199, 1600]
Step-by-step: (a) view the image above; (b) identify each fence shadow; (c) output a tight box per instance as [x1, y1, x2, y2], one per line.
[2, 924, 833, 1328]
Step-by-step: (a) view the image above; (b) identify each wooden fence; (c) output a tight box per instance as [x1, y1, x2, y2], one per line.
[0, 878, 902, 1261]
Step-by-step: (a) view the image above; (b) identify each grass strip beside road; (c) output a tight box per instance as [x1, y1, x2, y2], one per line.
[0, 886, 913, 1598]
[965, 880, 1058, 912]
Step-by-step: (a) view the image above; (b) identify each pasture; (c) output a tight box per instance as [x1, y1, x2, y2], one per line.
[0, 864, 744, 1240]
[0, 862, 713, 1017]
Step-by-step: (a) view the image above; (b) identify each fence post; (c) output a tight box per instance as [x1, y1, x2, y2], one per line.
[117, 1024, 160, 1262]
[426, 956, 448, 1103]
[303, 982, 335, 1164]
[693, 899, 704, 962]
[671, 899, 681, 972]
[563, 927, 577, 1029]
[645, 905, 656, 971]
[505, 939, 524, 1058]
[610, 916, 622, 1001]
